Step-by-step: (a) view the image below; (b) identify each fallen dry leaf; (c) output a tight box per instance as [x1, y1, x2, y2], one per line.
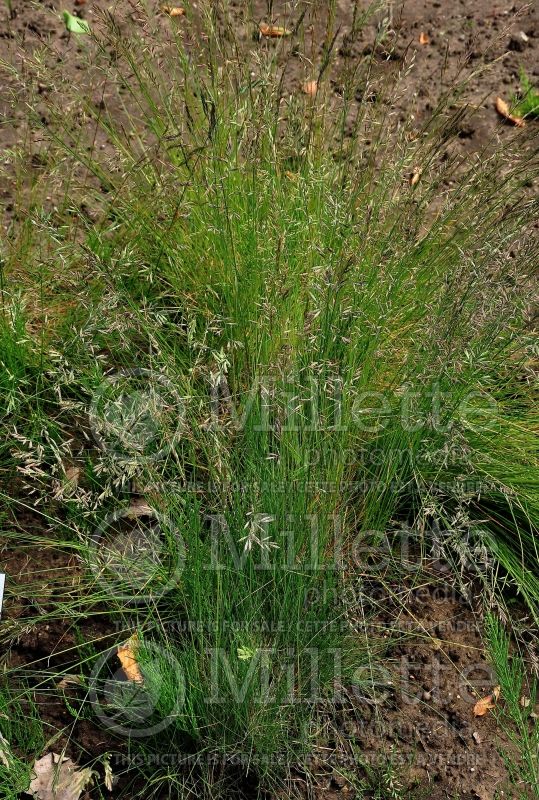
[419, 32, 430, 45]
[161, 5, 185, 16]
[117, 634, 144, 684]
[409, 167, 422, 187]
[302, 80, 318, 97]
[520, 696, 531, 708]
[259, 23, 291, 38]
[495, 97, 525, 127]
[472, 730, 482, 744]
[28, 753, 94, 800]
[473, 685, 501, 717]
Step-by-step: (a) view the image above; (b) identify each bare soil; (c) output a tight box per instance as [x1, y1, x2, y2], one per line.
[3, 526, 529, 799]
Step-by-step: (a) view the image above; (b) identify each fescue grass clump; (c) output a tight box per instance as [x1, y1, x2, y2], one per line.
[0, 2, 538, 796]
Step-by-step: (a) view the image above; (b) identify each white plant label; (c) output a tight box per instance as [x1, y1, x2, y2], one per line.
[0, 573, 5, 618]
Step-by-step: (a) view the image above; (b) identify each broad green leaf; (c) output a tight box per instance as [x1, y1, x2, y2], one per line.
[62, 11, 91, 35]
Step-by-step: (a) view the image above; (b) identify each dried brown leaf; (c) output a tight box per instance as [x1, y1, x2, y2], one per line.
[259, 23, 291, 38]
[117, 634, 144, 684]
[473, 685, 501, 717]
[28, 753, 94, 800]
[161, 5, 185, 16]
[409, 167, 422, 187]
[495, 96, 525, 127]
[302, 80, 318, 97]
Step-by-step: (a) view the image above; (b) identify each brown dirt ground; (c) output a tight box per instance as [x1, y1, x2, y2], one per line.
[1, 2, 538, 188]
[2, 540, 530, 799]
[304, 573, 524, 800]
[1, 2, 538, 799]
[1, 1, 538, 167]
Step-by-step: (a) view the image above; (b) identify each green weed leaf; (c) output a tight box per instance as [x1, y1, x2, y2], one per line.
[62, 11, 91, 35]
